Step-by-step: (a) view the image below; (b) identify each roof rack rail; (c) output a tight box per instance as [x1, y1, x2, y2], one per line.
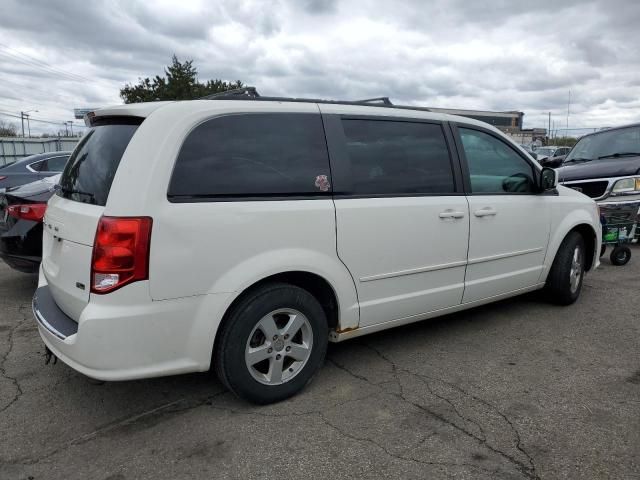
[199, 87, 431, 113]
[354, 97, 393, 105]
[200, 86, 260, 100]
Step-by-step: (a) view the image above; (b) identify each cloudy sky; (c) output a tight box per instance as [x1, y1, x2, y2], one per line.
[1, 0, 639, 136]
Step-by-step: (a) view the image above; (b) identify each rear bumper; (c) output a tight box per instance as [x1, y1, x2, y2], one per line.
[33, 286, 79, 339]
[33, 267, 232, 381]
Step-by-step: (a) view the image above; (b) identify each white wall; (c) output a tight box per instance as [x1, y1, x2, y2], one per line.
[0, 137, 79, 165]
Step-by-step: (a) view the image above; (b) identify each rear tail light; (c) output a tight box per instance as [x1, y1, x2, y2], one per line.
[7, 203, 47, 222]
[91, 216, 152, 294]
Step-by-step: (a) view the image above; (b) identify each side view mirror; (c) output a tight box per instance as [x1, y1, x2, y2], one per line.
[539, 167, 558, 191]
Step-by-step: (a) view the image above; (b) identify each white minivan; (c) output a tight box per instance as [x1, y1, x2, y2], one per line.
[33, 94, 601, 403]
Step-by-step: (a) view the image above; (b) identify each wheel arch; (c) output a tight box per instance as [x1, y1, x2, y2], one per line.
[223, 270, 341, 329]
[542, 216, 599, 284]
[211, 269, 354, 367]
[569, 223, 597, 271]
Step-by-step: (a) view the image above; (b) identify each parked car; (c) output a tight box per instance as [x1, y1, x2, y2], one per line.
[557, 123, 640, 262]
[0, 151, 71, 191]
[534, 146, 572, 161]
[519, 144, 536, 156]
[32, 95, 601, 404]
[0, 174, 59, 272]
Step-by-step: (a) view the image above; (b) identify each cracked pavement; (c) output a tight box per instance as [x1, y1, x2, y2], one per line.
[1, 249, 639, 480]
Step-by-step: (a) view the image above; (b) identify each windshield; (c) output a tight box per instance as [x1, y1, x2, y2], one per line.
[57, 119, 141, 206]
[535, 148, 555, 157]
[564, 126, 640, 162]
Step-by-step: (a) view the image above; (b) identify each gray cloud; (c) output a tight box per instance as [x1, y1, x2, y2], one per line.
[0, 0, 639, 134]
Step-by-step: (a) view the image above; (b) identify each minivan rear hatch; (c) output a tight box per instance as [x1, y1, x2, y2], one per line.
[42, 118, 142, 320]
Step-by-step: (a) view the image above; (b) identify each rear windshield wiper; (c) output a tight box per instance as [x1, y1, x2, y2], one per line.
[597, 152, 640, 159]
[55, 184, 96, 201]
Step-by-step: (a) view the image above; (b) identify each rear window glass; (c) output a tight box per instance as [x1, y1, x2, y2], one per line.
[58, 119, 141, 206]
[168, 113, 331, 200]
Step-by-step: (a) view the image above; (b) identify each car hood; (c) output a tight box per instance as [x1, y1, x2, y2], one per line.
[4, 174, 60, 200]
[557, 157, 640, 182]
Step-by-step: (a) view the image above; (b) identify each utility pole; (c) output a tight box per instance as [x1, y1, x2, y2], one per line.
[566, 89, 571, 135]
[64, 122, 69, 137]
[20, 109, 38, 138]
[69, 122, 73, 136]
[548, 112, 551, 145]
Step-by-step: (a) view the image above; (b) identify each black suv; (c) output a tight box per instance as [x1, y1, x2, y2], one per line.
[557, 124, 640, 245]
[558, 125, 640, 199]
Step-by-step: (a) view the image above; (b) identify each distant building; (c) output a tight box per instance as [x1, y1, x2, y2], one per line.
[504, 128, 547, 146]
[428, 107, 546, 145]
[428, 107, 524, 130]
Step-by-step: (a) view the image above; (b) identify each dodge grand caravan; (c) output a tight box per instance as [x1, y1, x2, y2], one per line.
[33, 93, 601, 404]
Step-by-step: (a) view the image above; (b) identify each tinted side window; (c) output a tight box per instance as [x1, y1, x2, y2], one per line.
[169, 114, 331, 199]
[45, 155, 69, 172]
[341, 119, 455, 195]
[29, 160, 46, 172]
[459, 128, 535, 194]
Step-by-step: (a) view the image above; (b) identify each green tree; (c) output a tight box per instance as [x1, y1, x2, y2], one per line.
[120, 55, 244, 103]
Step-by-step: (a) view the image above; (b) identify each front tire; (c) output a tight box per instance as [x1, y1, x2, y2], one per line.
[214, 283, 328, 404]
[545, 232, 586, 305]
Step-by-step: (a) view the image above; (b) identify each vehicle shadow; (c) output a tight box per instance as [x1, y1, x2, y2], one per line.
[47, 289, 545, 408]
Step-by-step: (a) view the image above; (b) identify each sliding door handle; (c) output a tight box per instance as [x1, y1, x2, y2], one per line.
[474, 207, 497, 217]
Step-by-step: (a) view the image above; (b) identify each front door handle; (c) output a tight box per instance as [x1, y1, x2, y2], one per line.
[474, 207, 498, 217]
[439, 210, 466, 219]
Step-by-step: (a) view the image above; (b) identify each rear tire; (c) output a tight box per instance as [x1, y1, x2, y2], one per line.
[214, 283, 328, 404]
[545, 232, 586, 305]
[610, 246, 631, 266]
[600, 244, 606, 257]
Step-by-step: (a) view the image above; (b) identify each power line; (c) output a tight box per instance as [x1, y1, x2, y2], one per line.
[0, 77, 85, 103]
[0, 50, 88, 84]
[0, 43, 118, 87]
[0, 43, 92, 83]
[0, 110, 87, 128]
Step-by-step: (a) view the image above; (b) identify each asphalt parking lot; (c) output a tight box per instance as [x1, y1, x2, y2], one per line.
[1, 250, 639, 480]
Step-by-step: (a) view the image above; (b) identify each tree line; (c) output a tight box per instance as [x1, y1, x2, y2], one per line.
[120, 55, 243, 103]
[0, 120, 17, 137]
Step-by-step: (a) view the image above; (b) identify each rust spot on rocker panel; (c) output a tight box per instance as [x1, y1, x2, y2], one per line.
[334, 326, 358, 334]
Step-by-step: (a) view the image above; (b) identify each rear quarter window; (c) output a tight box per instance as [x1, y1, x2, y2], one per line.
[168, 113, 331, 200]
[58, 119, 141, 206]
[45, 155, 69, 172]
